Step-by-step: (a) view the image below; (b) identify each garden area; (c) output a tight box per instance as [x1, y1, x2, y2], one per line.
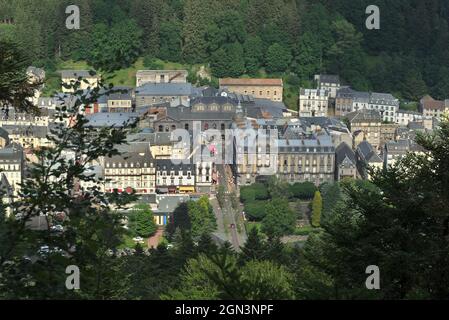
[240, 178, 323, 240]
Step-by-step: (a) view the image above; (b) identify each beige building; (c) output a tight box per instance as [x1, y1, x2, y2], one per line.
[61, 70, 100, 93]
[219, 78, 283, 102]
[136, 70, 188, 87]
[104, 149, 156, 195]
[347, 109, 382, 150]
[298, 88, 329, 117]
[380, 123, 399, 146]
[419, 95, 449, 120]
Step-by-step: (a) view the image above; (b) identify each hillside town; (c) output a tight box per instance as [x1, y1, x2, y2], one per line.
[0, 67, 446, 248]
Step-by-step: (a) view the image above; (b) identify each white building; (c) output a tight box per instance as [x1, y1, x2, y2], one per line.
[298, 88, 329, 117]
[396, 110, 423, 126]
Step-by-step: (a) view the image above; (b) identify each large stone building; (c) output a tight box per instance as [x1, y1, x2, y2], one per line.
[219, 78, 283, 102]
[335, 88, 399, 122]
[347, 109, 382, 150]
[136, 70, 188, 87]
[298, 88, 329, 117]
[234, 121, 335, 186]
[153, 96, 238, 133]
[104, 146, 156, 194]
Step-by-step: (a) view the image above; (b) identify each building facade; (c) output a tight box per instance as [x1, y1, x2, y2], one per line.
[219, 78, 283, 102]
[298, 88, 329, 117]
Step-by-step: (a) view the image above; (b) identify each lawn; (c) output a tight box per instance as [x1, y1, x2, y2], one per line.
[42, 57, 206, 96]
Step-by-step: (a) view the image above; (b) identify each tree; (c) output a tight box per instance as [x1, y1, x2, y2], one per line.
[311, 191, 322, 227]
[88, 20, 142, 71]
[239, 228, 265, 263]
[240, 260, 295, 299]
[288, 182, 317, 200]
[0, 40, 41, 114]
[294, 32, 322, 80]
[300, 117, 449, 299]
[262, 198, 296, 238]
[244, 201, 266, 221]
[159, 21, 182, 61]
[187, 196, 217, 238]
[265, 43, 292, 73]
[129, 204, 157, 238]
[210, 43, 245, 78]
[0, 73, 138, 299]
[244, 36, 264, 75]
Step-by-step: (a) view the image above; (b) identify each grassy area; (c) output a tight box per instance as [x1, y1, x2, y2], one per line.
[244, 221, 262, 234]
[42, 57, 207, 96]
[294, 225, 321, 236]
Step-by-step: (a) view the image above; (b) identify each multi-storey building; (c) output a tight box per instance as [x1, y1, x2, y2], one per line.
[153, 96, 238, 133]
[347, 109, 382, 150]
[335, 87, 356, 116]
[380, 123, 399, 146]
[107, 88, 133, 113]
[104, 146, 155, 194]
[314, 74, 340, 99]
[155, 159, 196, 194]
[298, 88, 329, 117]
[368, 92, 399, 123]
[234, 122, 335, 186]
[2, 125, 53, 149]
[396, 110, 423, 126]
[219, 78, 283, 102]
[419, 95, 449, 120]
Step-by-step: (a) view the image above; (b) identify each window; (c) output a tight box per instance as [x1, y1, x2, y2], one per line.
[158, 125, 163, 132]
[185, 123, 189, 130]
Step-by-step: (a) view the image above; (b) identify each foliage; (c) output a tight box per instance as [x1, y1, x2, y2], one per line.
[288, 182, 317, 200]
[311, 191, 322, 227]
[244, 201, 267, 221]
[88, 20, 142, 71]
[262, 198, 296, 238]
[128, 204, 157, 238]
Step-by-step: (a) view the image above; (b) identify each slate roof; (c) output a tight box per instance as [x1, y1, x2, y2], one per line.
[347, 109, 381, 123]
[357, 141, 382, 163]
[336, 142, 356, 166]
[316, 74, 340, 84]
[135, 83, 196, 96]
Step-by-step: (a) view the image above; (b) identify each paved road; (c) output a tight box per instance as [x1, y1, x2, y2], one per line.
[212, 164, 247, 251]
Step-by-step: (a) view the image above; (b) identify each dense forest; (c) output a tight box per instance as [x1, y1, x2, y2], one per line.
[1, 0, 449, 101]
